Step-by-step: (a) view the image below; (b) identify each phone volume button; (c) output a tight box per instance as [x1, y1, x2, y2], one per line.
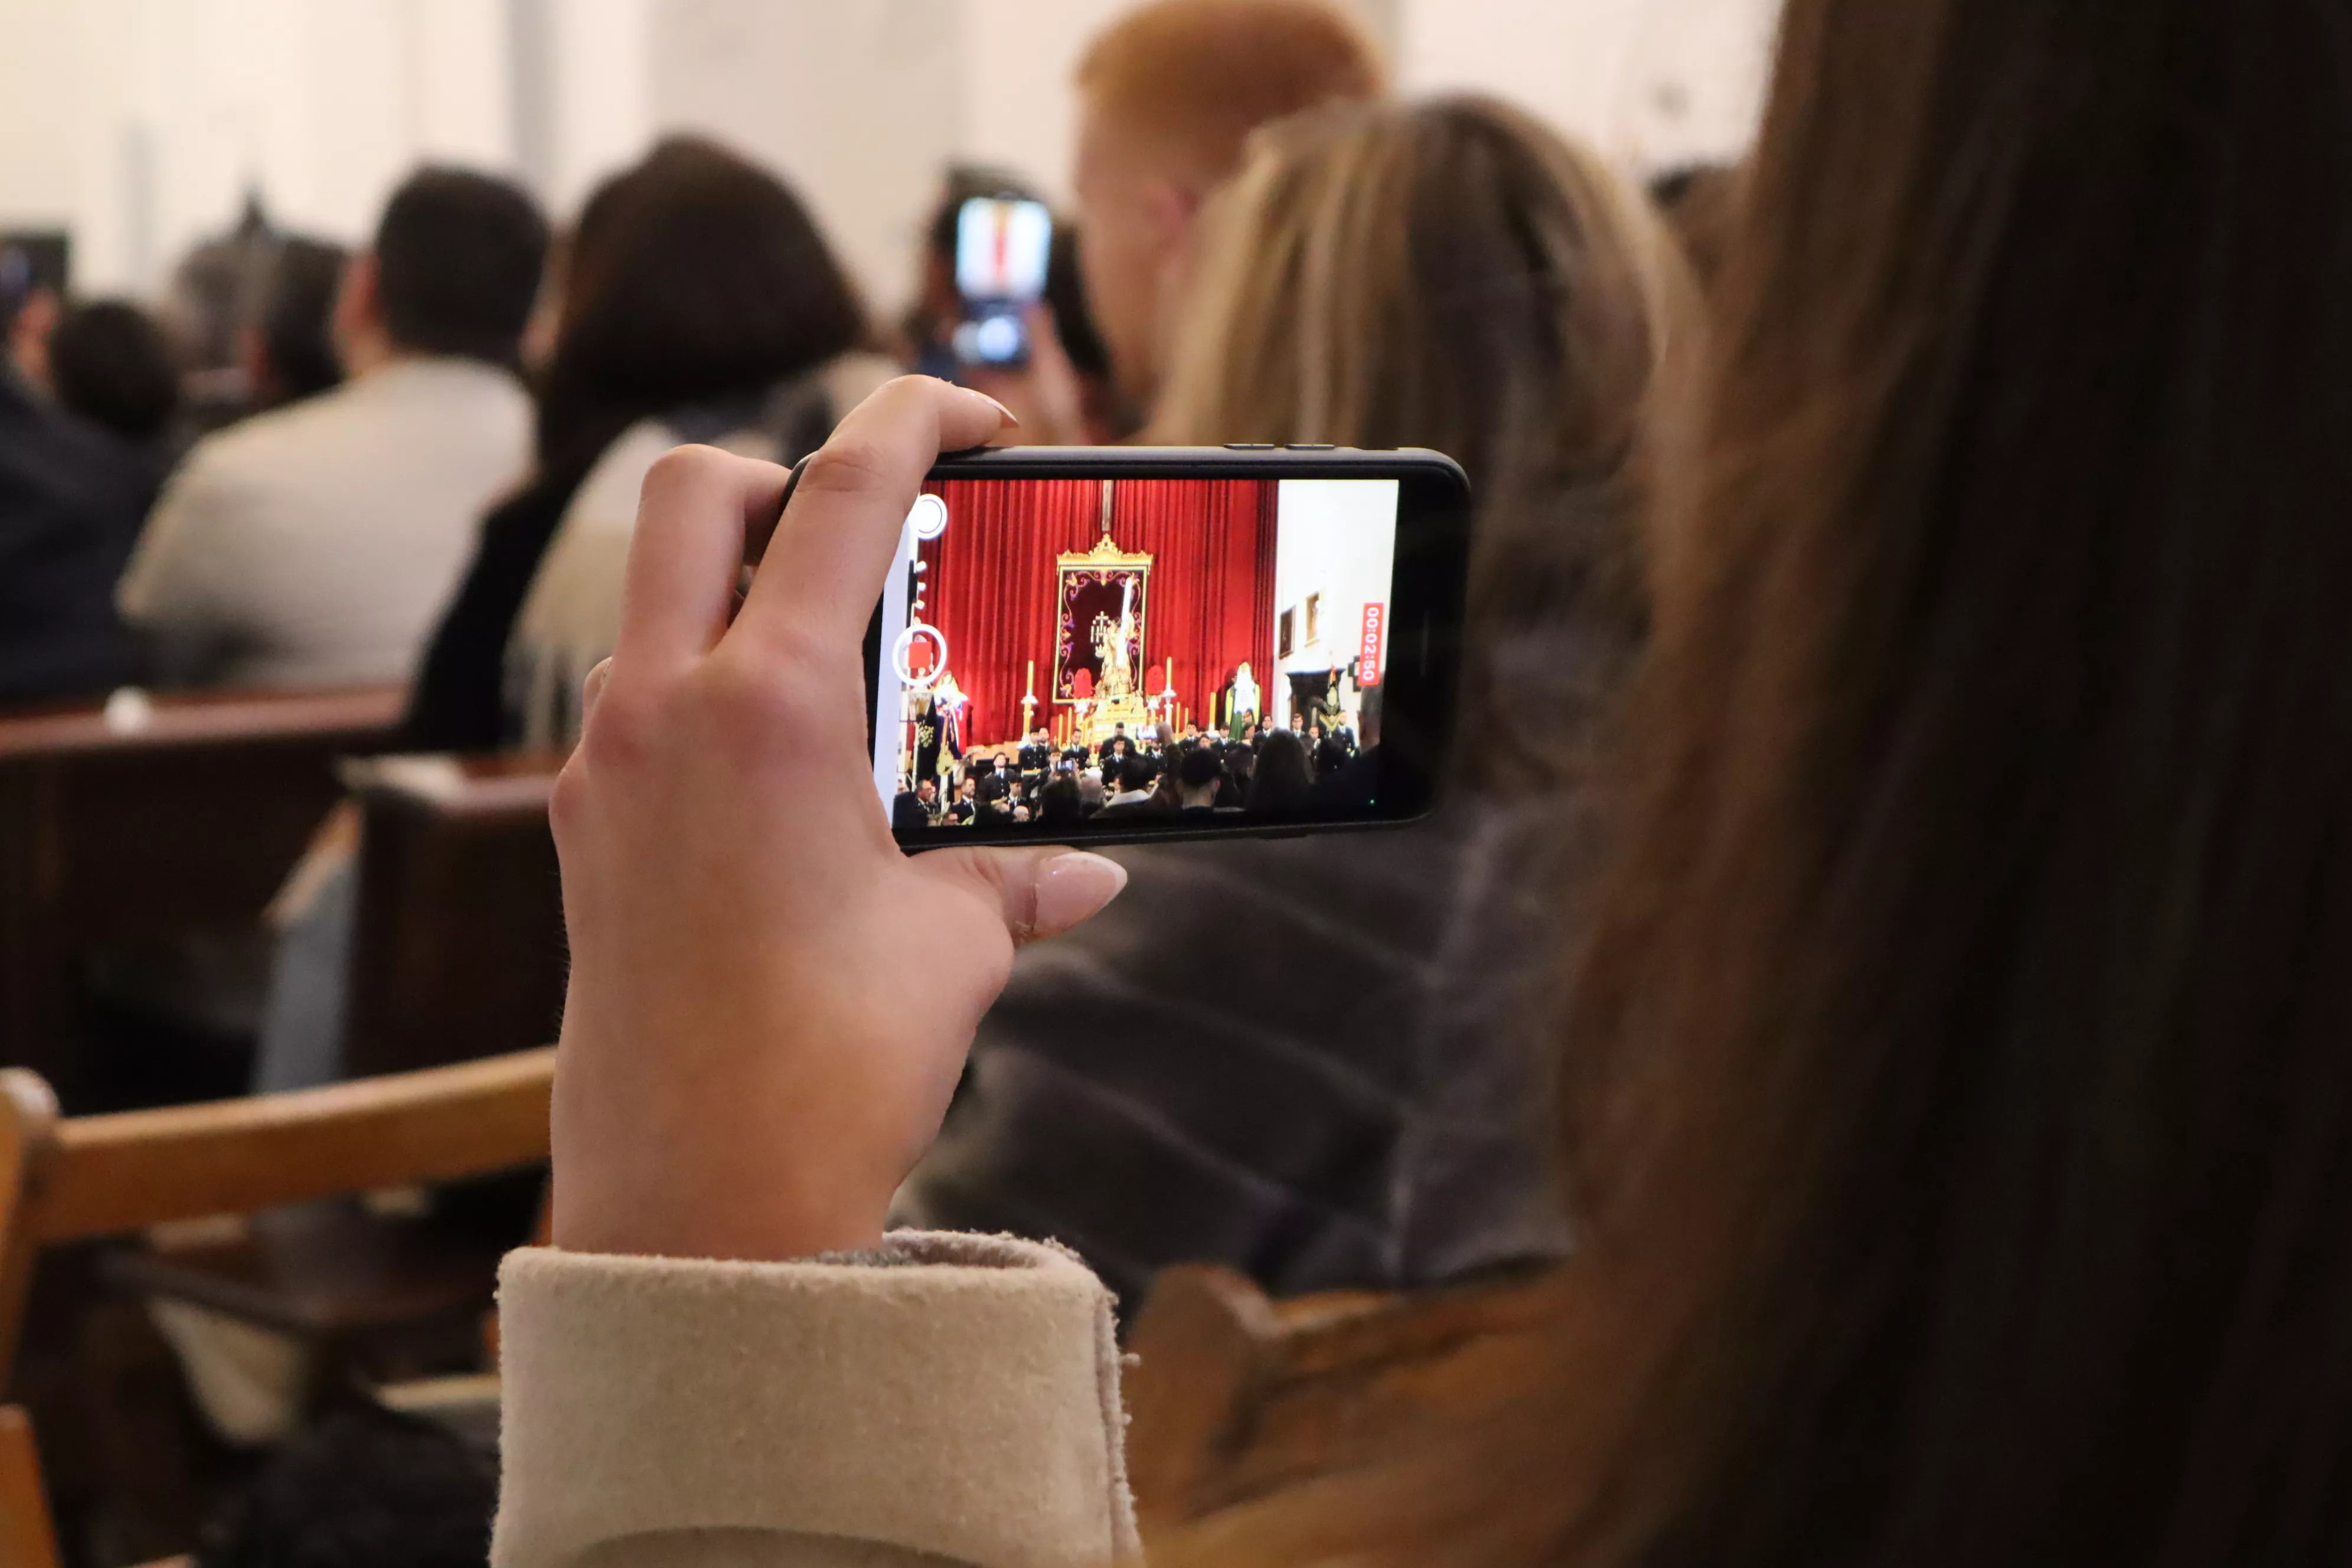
[1284, 442, 1337, 450]
[1222, 442, 1278, 450]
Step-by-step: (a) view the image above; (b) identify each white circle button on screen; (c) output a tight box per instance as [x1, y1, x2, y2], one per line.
[909, 493, 949, 541]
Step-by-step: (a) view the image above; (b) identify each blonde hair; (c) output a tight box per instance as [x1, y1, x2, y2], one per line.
[1157, 97, 1683, 483]
[1153, 97, 1694, 783]
[1077, 0, 1388, 185]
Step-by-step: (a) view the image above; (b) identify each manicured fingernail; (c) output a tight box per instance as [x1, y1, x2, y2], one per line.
[975, 390, 1020, 427]
[1033, 852, 1126, 934]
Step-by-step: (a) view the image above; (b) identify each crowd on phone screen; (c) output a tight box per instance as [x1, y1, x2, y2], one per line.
[890, 714, 1360, 832]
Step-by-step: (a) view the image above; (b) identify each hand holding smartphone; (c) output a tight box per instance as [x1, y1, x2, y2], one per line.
[863, 445, 1472, 849]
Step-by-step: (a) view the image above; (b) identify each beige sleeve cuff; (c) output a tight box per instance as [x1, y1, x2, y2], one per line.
[491, 1231, 1139, 1568]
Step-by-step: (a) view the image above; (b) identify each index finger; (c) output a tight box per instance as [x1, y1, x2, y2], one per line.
[734, 377, 1010, 654]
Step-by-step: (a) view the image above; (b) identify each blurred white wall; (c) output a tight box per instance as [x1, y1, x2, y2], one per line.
[0, 0, 1776, 307]
[1402, 0, 1778, 170]
[0, 0, 512, 294]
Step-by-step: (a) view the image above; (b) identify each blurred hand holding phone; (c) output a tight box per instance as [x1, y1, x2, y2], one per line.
[951, 194, 1087, 445]
[953, 195, 1052, 369]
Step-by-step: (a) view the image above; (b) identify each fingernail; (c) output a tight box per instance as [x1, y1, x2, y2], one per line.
[1033, 852, 1126, 934]
[974, 390, 1021, 428]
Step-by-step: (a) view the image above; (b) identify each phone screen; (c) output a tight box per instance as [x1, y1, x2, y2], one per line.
[953, 196, 1053, 367]
[871, 473, 1405, 837]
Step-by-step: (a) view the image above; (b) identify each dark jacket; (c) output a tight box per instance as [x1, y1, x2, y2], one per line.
[403, 450, 600, 752]
[0, 371, 155, 705]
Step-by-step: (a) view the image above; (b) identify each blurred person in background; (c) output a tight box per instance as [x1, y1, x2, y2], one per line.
[44, 299, 181, 451]
[897, 165, 1041, 383]
[503, 136, 893, 752]
[897, 168, 1132, 443]
[160, 196, 282, 437]
[119, 168, 547, 689]
[259, 135, 883, 1098]
[0, 285, 154, 704]
[239, 236, 349, 413]
[1066, 0, 1384, 414]
[894, 97, 1690, 1309]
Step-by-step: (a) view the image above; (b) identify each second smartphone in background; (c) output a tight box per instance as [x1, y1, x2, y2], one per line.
[953, 195, 1053, 370]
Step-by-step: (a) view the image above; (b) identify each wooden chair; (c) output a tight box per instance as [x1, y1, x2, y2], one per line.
[339, 754, 566, 1079]
[1124, 1262, 1563, 1537]
[0, 685, 405, 1098]
[0, 1047, 554, 1567]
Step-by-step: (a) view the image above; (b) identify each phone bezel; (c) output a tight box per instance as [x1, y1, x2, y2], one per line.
[864, 445, 1474, 851]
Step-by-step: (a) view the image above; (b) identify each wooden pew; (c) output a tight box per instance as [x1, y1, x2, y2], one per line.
[0, 687, 405, 1097]
[44, 752, 561, 1483]
[339, 753, 566, 1079]
[0, 1048, 554, 1567]
[1125, 1262, 1563, 1540]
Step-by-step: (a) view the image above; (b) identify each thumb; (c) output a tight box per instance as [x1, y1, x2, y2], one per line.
[913, 846, 1129, 946]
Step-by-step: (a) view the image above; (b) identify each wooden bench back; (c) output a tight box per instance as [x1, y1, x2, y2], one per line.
[340, 755, 566, 1079]
[0, 1046, 554, 1378]
[0, 685, 404, 1089]
[0, 1404, 60, 1568]
[1125, 1262, 1563, 1534]
[0, 1047, 547, 1568]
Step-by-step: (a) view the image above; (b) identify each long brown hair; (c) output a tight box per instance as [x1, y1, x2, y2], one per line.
[1566, 0, 2352, 1562]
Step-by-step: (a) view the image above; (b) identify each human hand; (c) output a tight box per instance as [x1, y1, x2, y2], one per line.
[965, 305, 1087, 446]
[547, 377, 1128, 1262]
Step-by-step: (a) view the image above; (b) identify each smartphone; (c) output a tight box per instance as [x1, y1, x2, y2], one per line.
[863, 446, 1472, 849]
[952, 195, 1053, 369]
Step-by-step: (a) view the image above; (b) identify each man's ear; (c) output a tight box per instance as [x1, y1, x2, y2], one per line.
[1141, 177, 1202, 255]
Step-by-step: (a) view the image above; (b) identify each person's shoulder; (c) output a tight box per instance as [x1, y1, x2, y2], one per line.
[204, 378, 378, 462]
[570, 420, 681, 528]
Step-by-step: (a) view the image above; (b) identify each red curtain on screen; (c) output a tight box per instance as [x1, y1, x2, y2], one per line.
[916, 477, 1277, 745]
[1109, 478, 1278, 727]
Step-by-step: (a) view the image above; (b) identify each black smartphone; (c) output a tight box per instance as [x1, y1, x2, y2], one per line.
[863, 445, 1473, 849]
[951, 195, 1053, 370]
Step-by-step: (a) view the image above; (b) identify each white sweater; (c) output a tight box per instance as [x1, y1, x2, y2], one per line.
[119, 358, 530, 688]
[492, 1231, 1138, 1567]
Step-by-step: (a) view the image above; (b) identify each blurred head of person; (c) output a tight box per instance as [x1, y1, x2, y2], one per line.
[161, 197, 278, 423]
[1153, 96, 1691, 790]
[537, 136, 869, 475]
[1247, 727, 1312, 814]
[241, 236, 349, 410]
[1072, 0, 1385, 406]
[334, 167, 549, 378]
[1177, 743, 1224, 806]
[1038, 775, 1083, 828]
[44, 299, 179, 445]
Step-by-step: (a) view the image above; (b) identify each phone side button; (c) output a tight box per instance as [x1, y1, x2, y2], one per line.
[1223, 442, 1279, 449]
[1284, 442, 1337, 450]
